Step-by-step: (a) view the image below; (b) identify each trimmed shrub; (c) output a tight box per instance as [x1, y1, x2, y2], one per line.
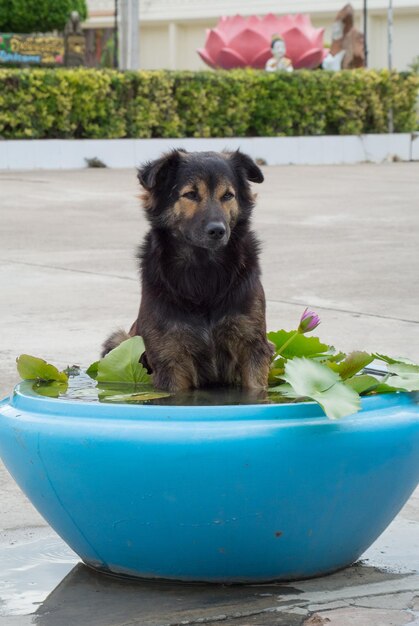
[124, 71, 181, 138]
[0, 69, 125, 138]
[0, 68, 417, 140]
[172, 70, 260, 138]
[0, 0, 88, 33]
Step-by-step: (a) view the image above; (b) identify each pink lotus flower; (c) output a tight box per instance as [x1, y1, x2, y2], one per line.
[197, 13, 326, 70]
[298, 308, 321, 334]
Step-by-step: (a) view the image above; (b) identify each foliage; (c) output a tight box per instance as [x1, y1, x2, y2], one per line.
[408, 55, 419, 74]
[16, 354, 68, 383]
[16, 338, 166, 402]
[265, 311, 419, 418]
[273, 357, 361, 420]
[124, 70, 181, 138]
[33, 380, 68, 397]
[271, 350, 419, 418]
[99, 34, 116, 69]
[327, 351, 373, 379]
[0, 68, 418, 139]
[0, 69, 126, 139]
[0, 0, 87, 33]
[16, 324, 419, 418]
[172, 70, 260, 138]
[97, 389, 171, 403]
[268, 330, 329, 358]
[385, 363, 419, 392]
[93, 337, 151, 384]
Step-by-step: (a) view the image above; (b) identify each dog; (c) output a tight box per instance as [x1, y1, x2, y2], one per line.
[102, 149, 274, 392]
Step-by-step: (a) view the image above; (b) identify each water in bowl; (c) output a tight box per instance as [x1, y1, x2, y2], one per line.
[32, 371, 302, 406]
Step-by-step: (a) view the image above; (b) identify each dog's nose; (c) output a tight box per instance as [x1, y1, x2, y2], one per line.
[206, 222, 226, 240]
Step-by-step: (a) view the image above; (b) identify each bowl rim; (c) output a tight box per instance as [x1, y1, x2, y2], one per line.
[2, 382, 414, 423]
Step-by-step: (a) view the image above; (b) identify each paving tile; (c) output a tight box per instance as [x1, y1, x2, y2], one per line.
[307, 600, 349, 612]
[207, 612, 305, 626]
[352, 592, 415, 610]
[304, 607, 413, 626]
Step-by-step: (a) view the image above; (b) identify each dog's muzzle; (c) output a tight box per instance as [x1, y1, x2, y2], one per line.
[206, 221, 226, 241]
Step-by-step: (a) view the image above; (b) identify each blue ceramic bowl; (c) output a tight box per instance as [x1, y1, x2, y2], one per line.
[1, 384, 419, 582]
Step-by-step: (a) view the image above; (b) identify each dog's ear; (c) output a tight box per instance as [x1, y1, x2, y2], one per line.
[228, 150, 264, 184]
[137, 148, 186, 190]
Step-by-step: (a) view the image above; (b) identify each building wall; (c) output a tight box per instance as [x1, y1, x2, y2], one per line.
[390, 14, 419, 69]
[136, 14, 418, 71]
[86, 1, 419, 71]
[368, 14, 419, 69]
[139, 25, 170, 69]
[176, 22, 217, 71]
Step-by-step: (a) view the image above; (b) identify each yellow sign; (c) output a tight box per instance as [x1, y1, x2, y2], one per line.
[0, 33, 64, 65]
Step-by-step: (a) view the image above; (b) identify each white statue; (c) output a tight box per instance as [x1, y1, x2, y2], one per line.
[322, 49, 346, 71]
[322, 19, 346, 70]
[265, 36, 293, 72]
[322, 4, 366, 70]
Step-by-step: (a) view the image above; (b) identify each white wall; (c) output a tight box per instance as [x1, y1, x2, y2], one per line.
[391, 14, 419, 69]
[177, 22, 216, 71]
[139, 25, 170, 70]
[86, 1, 419, 71]
[134, 12, 419, 71]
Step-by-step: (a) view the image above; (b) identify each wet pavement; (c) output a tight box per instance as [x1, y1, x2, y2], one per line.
[1, 164, 419, 624]
[1, 509, 419, 625]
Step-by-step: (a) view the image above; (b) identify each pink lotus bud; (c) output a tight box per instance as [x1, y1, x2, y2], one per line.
[298, 308, 320, 334]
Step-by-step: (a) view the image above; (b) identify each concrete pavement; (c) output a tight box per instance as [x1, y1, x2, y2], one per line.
[1, 163, 419, 624]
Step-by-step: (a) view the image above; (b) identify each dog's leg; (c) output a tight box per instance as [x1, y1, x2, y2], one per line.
[152, 363, 197, 393]
[148, 344, 200, 392]
[214, 300, 274, 389]
[143, 325, 214, 392]
[240, 337, 274, 389]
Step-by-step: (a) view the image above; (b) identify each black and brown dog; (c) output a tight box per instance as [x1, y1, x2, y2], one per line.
[102, 149, 274, 392]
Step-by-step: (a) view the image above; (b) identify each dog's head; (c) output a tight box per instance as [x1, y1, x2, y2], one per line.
[137, 149, 264, 250]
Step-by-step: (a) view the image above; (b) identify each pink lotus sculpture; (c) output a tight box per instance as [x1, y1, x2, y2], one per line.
[198, 13, 326, 70]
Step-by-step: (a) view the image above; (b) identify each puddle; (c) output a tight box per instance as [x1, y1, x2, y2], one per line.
[0, 516, 417, 622]
[0, 529, 78, 617]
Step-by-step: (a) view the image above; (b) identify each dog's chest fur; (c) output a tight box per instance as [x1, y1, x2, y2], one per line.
[139, 226, 259, 319]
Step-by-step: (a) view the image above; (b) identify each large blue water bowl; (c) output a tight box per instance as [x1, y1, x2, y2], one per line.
[1, 384, 419, 583]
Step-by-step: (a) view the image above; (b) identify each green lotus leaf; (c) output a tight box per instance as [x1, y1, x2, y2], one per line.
[312, 351, 346, 364]
[281, 357, 360, 419]
[268, 330, 330, 359]
[385, 363, 419, 392]
[32, 381, 68, 397]
[86, 360, 99, 380]
[17, 354, 68, 383]
[373, 353, 416, 366]
[373, 382, 403, 394]
[96, 337, 151, 384]
[328, 351, 374, 380]
[345, 374, 380, 395]
[99, 391, 171, 403]
[268, 358, 286, 385]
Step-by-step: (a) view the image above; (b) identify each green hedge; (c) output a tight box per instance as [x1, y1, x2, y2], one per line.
[0, 68, 417, 139]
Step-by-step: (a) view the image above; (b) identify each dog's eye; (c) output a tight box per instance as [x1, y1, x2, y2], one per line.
[182, 190, 199, 201]
[221, 191, 235, 201]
